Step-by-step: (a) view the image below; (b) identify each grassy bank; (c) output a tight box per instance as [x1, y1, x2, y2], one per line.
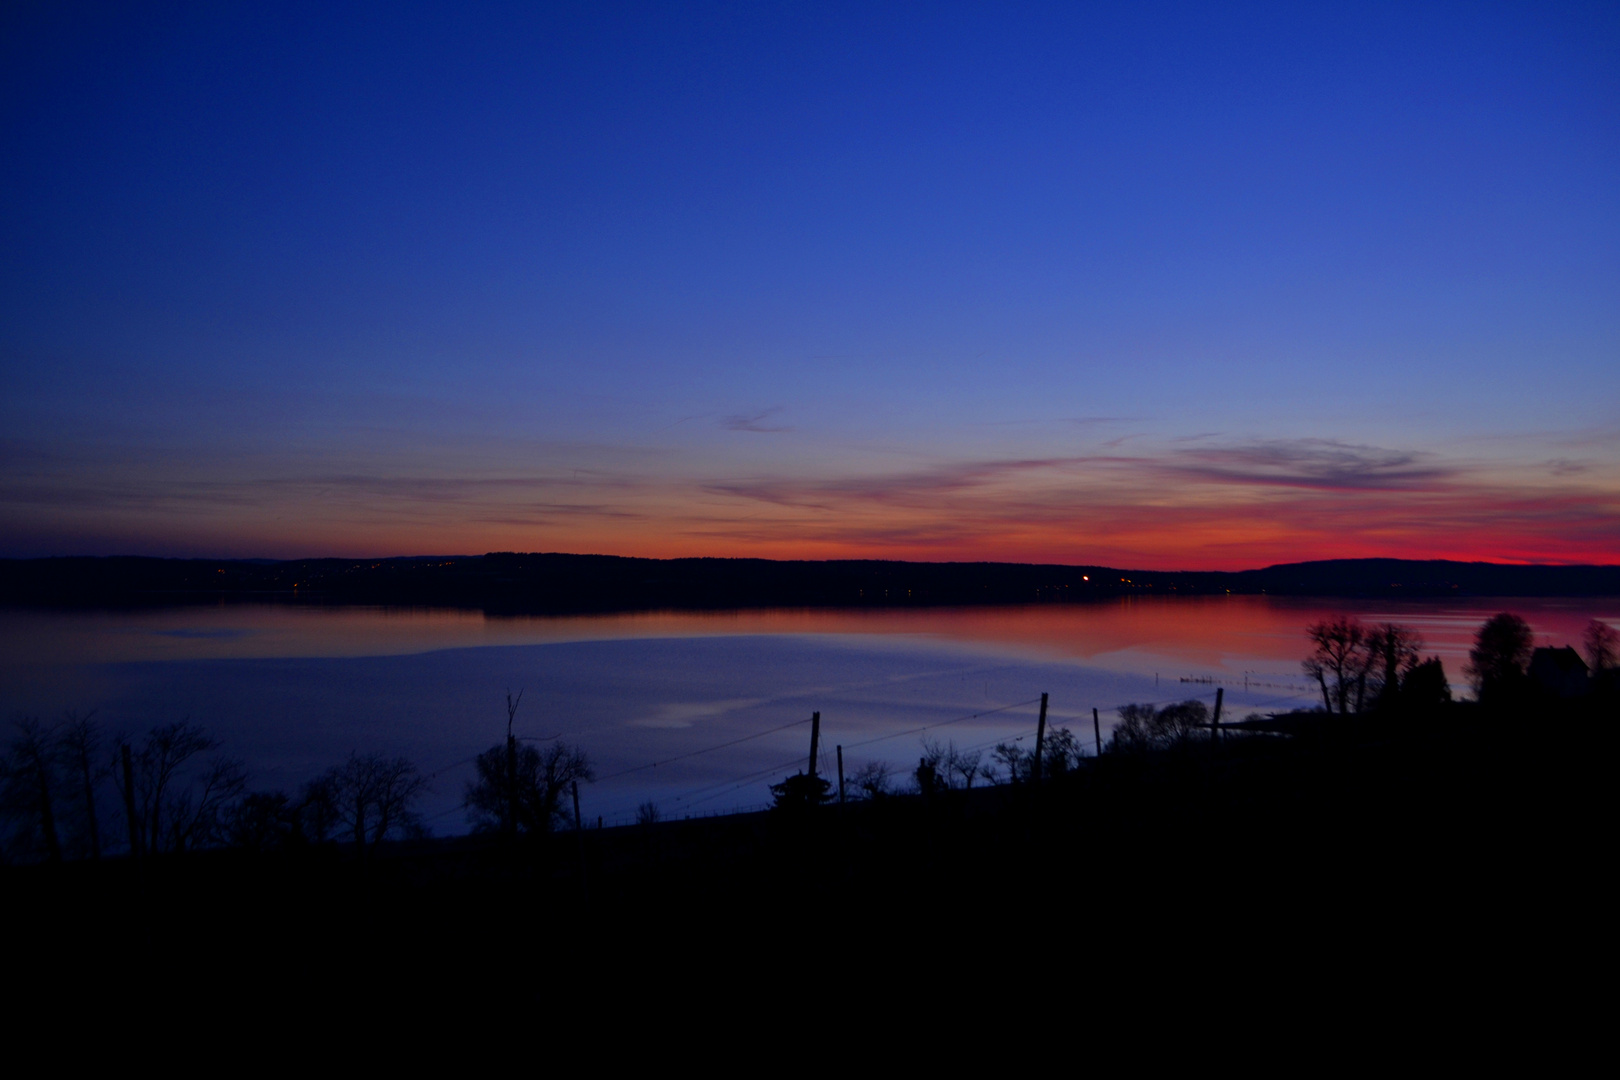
[9, 697, 1610, 1024]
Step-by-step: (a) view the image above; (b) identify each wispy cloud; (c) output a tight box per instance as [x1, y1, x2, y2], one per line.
[682, 435, 1617, 565]
[1063, 416, 1149, 426]
[3, 430, 1616, 566]
[704, 457, 1093, 510]
[1161, 438, 1454, 491]
[720, 408, 791, 433]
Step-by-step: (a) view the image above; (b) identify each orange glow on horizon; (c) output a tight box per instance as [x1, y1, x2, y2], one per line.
[8, 432, 1616, 568]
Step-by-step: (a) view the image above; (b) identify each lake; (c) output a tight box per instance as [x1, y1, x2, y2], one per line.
[1, 596, 1611, 830]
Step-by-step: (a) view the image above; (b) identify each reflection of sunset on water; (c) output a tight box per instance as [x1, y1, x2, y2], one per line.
[4, 598, 1614, 827]
[7, 597, 1611, 683]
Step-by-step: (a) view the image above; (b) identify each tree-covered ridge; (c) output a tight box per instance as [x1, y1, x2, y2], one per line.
[4, 553, 1619, 611]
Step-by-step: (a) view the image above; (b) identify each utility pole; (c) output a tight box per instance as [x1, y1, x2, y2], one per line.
[807, 711, 821, 777]
[1032, 693, 1048, 784]
[121, 744, 140, 859]
[836, 745, 846, 805]
[572, 780, 586, 898]
[1211, 687, 1224, 748]
[505, 689, 522, 841]
[1093, 707, 1102, 758]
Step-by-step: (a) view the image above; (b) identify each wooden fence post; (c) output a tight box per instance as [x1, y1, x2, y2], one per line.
[807, 711, 821, 777]
[121, 744, 140, 859]
[1032, 693, 1048, 784]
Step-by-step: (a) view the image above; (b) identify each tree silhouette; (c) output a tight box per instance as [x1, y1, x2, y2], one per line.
[59, 712, 104, 859]
[770, 771, 832, 810]
[1366, 623, 1424, 709]
[225, 791, 302, 851]
[988, 727, 1081, 778]
[1466, 613, 1534, 703]
[2, 718, 63, 862]
[1106, 701, 1209, 754]
[113, 722, 247, 854]
[913, 740, 948, 796]
[1401, 657, 1452, 708]
[849, 760, 894, 799]
[942, 741, 988, 790]
[464, 741, 592, 835]
[1040, 727, 1083, 776]
[1303, 616, 1375, 714]
[299, 772, 342, 843]
[319, 752, 427, 850]
[992, 741, 1028, 784]
[1583, 620, 1617, 673]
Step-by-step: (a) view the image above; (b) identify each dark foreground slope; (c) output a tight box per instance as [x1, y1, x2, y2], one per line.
[5, 552, 1619, 611]
[9, 701, 1610, 1029]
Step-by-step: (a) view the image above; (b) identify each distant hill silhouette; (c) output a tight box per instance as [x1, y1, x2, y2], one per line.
[3, 553, 1617, 611]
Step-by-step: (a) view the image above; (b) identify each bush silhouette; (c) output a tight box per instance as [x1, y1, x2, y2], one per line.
[464, 740, 592, 835]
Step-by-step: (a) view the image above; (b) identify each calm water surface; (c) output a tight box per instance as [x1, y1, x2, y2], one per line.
[2, 598, 1611, 828]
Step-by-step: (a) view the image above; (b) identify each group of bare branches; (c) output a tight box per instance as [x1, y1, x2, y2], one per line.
[1301, 612, 1618, 713]
[0, 712, 429, 865]
[819, 726, 1088, 805]
[1300, 617, 1445, 715]
[894, 730, 1086, 798]
[1106, 699, 1212, 753]
[461, 691, 595, 836]
[463, 739, 594, 835]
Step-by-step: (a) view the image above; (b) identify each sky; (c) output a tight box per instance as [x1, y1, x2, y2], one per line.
[2, 1, 1617, 569]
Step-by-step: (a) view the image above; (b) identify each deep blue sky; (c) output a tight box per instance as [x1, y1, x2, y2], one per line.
[4, 2, 1617, 566]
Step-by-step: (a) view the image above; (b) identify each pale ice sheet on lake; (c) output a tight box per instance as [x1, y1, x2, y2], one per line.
[0, 633, 1309, 829]
[4, 596, 1610, 830]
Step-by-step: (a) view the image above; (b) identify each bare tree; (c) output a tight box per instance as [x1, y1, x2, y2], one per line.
[1106, 701, 1209, 754]
[1107, 703, 1157, 754]
[59, 711, 105, 859]
[163, 755, 250, 851]
[113, 722, 247, 854]
[225, 791, 302, 851]
[1366, 623, 1424, 709]
[849, 760, 894, 800]
[1041, 727, 1083, 776]
[992, 741, 1029, 784]
[2, 718, 63, 862]
[1584, 620, 1618, 673]
[464, 740, 592, 835]
[1303, 616, 1377, 714]
[299, 772, 341, 843]
[944, 742, 984, 790]
[322, 753, 428, 849]
[499, 690, 522, 841]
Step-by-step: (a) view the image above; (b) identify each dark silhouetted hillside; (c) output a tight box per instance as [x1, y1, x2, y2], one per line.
[3, 553, 1617, 611]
